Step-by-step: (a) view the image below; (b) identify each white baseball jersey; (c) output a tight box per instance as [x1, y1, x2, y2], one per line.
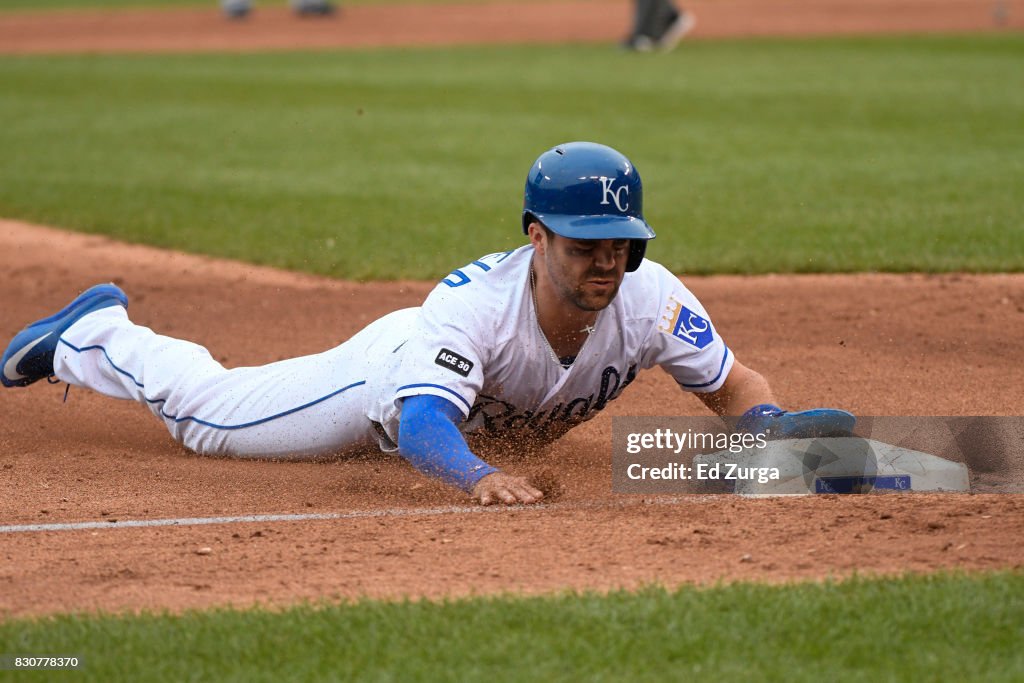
[367, 245, 733, 449]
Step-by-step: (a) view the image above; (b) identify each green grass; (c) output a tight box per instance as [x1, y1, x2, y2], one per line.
[0, 35, 1022, 278]
[1, 572, 1022, 681]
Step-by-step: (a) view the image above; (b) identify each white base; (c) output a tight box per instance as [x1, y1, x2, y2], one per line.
[692, 437, 970, 496]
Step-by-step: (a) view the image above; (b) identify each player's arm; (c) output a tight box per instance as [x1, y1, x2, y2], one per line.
[695, 359, 774, 417]
[697, 360, 855, 438]
[397, 395, 543, 505]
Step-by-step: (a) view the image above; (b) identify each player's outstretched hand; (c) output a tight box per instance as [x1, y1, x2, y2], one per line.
[472, 472, 544, 506]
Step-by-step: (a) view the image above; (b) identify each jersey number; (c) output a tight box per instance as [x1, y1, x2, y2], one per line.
[442, 251, 514, 288]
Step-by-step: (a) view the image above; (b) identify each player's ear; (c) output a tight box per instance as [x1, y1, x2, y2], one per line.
[527, 221, 547, 253]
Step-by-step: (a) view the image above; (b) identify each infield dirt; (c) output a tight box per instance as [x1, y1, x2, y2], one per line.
[1, 219, 1022, 617]
[0, 0, 1021, 54]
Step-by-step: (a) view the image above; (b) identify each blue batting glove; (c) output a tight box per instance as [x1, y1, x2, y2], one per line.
[736, 403, 856, 439]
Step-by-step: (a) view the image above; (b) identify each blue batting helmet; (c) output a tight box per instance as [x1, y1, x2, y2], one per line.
[522, 141, 655, 272]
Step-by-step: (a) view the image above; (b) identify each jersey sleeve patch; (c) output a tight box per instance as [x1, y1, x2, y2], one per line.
[435, 347, 475, 377]
[658, 295, 714, 349]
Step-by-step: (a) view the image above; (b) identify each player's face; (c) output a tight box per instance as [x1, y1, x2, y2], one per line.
[542, 233, 630, 311]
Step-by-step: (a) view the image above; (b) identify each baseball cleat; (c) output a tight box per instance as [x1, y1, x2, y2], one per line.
[1, 283, 128, 388]
[620, 34, 656, 52]
[657, 9, 695, 52]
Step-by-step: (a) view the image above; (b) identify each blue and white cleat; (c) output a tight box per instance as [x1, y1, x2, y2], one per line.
[1, 283, 128, 388]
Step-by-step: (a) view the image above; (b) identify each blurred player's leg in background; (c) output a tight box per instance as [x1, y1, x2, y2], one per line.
[290, 0, 336, 16]
[222, 0, 251, 19]
[222, 0, 337, 20]
[622, 0, 695, 52]
[657, 5, 695, 52]
[622, 0, 658, 51]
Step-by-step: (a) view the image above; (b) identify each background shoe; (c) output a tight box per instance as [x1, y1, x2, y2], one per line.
[222, 0, 251, 19]
[620, 34, 656, 52]
[290, 0, 336, 16]
[656, 9, 696, 52]
[1, 283, 128, 388]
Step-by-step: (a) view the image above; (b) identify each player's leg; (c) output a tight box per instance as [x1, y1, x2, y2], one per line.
[623, 0, 660, 51]
[2, 284, 379, 459]
[55, 305, 380, 459]
[625, 0, 693, 52]
[654, 3, 695, 52]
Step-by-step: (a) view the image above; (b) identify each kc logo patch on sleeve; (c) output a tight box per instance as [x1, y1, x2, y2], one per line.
[658, 296, 714, 349]
[435, 348, 474, 377]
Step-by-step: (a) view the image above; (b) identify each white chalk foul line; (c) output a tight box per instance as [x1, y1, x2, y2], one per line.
[0, 497, 706, 534]
[0, 505, 499, 534]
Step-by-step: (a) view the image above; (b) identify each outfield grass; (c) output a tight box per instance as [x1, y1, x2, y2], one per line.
[0, 35, 1021, 278]
[1, 572, 1021, 681]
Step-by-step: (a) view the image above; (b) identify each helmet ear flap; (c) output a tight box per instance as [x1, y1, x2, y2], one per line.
[626, 239, 646, 272]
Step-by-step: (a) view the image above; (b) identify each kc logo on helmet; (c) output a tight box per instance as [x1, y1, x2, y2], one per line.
[599, 177, 630, 212]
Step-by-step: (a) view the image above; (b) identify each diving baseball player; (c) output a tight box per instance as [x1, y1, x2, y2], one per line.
[1, 142, 854, 505]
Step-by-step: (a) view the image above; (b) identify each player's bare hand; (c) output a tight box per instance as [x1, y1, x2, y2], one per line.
[472, 473, 544, 506]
